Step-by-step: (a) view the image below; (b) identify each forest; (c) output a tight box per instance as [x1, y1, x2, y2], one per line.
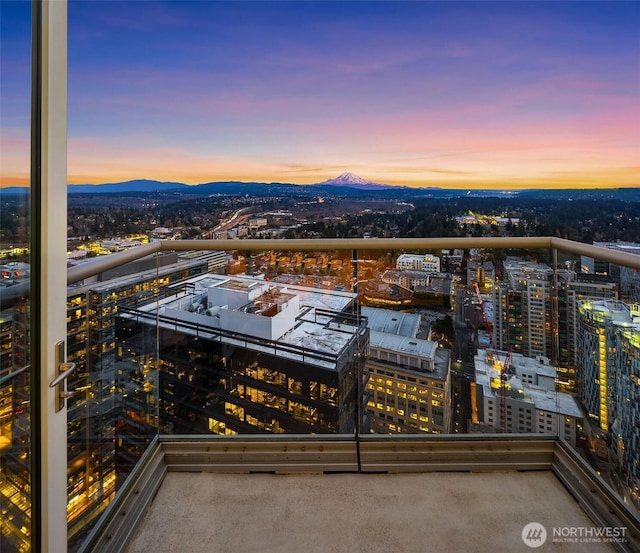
[1, 191, 638, 246]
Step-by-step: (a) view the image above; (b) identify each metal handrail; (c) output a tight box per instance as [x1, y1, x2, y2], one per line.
[65, 236, 640, 286]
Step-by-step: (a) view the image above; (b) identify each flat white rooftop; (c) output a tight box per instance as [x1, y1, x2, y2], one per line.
[362, 305, 420, 337]
[124, 274, 360, 369]
[369, 330, 437, 360]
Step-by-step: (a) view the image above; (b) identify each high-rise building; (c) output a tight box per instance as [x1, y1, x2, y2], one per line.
[493, 257, 619, 371]
[363, 307, 450, 434]
[63, 250, 226, 541]
[577, 299, 640, 499]
[471, 349, 582, 445]
[493, 258, 573, 359]
[612, 325, 640, 499]
[577, 300, 630, 432]
[581, 241, 640, 303]
[114, 274, 368, 453]
[565, 279, 618, 368]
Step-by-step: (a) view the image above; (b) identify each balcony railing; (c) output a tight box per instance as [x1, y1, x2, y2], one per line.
[66, 237, 640, 285]
[4, 236, 640, 553]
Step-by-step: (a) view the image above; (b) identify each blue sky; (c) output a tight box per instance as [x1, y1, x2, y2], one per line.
[2, 0, 639, 188]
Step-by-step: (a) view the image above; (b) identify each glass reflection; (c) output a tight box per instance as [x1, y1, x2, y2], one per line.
[0, 0, 32, 551]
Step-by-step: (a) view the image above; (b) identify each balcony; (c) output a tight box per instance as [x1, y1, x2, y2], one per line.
[3, 236, 640, 553]
[65, 237, 638, 552]
[81, 435, 637, 553]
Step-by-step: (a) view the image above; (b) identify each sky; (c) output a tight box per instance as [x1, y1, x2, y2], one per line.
[1, 0, 639, 189]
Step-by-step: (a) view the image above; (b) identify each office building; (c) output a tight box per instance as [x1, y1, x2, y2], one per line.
[363, 307, 450, 434]
[114, 275, 368, 447]
[64, 250, 226, 542]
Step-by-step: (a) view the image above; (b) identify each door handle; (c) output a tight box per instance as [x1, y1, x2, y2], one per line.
[48, 341, 78, 412]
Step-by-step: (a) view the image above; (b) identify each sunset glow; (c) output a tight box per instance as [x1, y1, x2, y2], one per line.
[2, 1, 639, 189]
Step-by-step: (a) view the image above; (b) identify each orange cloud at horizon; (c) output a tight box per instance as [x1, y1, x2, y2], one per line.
[3, 128, 638, 190]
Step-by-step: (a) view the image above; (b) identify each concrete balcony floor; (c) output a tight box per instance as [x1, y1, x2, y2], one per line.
[126, 470, 614, 553]
[82, 436, 638, 553]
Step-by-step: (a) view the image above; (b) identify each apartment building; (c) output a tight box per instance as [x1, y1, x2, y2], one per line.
[612, 325, 640, 499]
[565, 279, 618, 367]
[492, 257, 619, 370]
[493, 258, 573, 359]
[577, 299, 640, 499]
[466, 260, 495, 289]
[472, 349, 582, 446]
[396, 253, 441, 273]
[581, 241, 640, 303]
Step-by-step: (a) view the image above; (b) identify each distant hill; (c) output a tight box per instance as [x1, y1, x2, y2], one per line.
[0, 187, 29, 196]
[179, 181, 302, 196]
[517, 188, 640, 202]
[69, 179, 188, 194]
[59, 177, 640, 202]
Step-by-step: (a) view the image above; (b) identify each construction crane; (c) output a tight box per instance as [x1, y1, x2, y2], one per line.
[474, 283, 510, 432]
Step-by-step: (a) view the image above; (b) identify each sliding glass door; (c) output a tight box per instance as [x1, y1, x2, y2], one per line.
[1, 2, 69, 552]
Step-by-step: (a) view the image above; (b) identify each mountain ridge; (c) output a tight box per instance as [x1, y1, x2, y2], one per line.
[1, 175, 638, 201]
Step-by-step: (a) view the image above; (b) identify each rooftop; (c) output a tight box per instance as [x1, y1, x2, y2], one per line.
[361, 306, 421, 337]
[582, 300, 640, 326]
[474, 349, 582, 417]
[594, 242, 640, 255]
[369, 330, 438, 362]
[527, 387, 583, 418]
[121, 274, 361, 369]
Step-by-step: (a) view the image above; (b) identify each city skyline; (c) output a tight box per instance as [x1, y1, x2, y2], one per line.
[1, 1, 639, 189]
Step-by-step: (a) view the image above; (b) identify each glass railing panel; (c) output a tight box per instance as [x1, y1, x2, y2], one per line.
[66, 251, 164, 551]
[67, 240, 639, 550]
[113, 250, 365, 438]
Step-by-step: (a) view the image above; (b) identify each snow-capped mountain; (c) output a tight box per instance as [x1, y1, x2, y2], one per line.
[319, 172, 372, 185]
[315, 172, 396, 190]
